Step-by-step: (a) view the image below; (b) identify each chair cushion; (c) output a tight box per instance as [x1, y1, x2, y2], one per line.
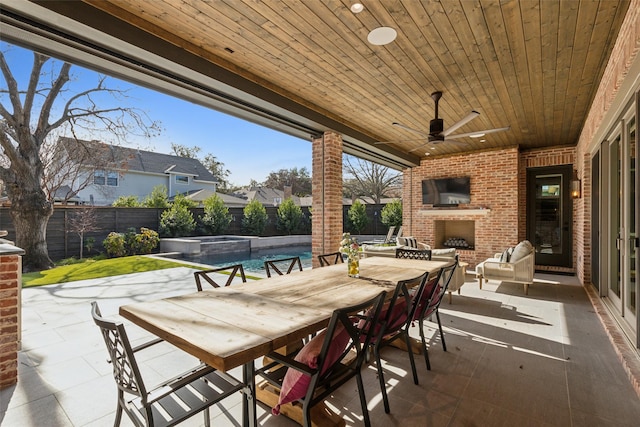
[273, 324, 350, 414]
[431, 248, 456, 259]
[361, 244, 397, 253]
[398, 236, 418, 248]
[499, 247, 514, 263]
[509, 240, 533, 263]
[360, 298, 409, 340]
[411, 277, 440, 321]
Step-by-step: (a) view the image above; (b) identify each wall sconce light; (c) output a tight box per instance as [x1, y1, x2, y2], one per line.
[571, 170, 581, 199]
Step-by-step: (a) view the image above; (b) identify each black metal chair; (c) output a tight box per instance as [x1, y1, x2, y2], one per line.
[193, 264, 246, 290]
[368, 271, 436, 413]
[256, 291, 387, 427]
[395, 247, 432, 260]
[90, 301, 244, 427]
[264, 256, 303, 277]
[317, 251, 344, 266]
[413, 257, 458, 370]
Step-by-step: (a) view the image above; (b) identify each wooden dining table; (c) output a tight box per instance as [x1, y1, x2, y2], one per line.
[119, 256, 449, 427]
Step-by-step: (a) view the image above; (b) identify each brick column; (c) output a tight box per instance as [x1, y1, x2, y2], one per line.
[312, 131, 343, 268]
[0, 246, 23, 389]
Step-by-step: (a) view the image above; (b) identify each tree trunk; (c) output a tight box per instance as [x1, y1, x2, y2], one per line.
[10, 200, 54, 272]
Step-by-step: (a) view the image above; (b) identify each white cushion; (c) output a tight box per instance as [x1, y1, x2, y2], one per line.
[431, 248, 456, 259]
[510, 240, 533, 262]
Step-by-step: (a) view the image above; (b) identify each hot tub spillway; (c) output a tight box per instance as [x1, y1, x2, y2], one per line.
[198, 236, 251, 254]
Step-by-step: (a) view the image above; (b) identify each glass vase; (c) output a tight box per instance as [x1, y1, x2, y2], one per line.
[347, 253, 360, 278]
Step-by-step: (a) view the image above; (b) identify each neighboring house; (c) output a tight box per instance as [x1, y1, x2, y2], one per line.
[233, 186, 301, 207]
[176, 188, 249, 208]
[57, 138, 218, 206]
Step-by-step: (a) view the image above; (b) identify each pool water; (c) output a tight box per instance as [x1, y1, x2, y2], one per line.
[182, 245, 313, 273]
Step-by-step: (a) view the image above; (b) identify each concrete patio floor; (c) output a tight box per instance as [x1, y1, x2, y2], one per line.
[2, 267, 640, 426]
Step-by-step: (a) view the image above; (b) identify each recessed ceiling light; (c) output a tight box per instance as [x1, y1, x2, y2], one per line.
[367, 27, 397, 45]
[480, 139, 486, 142]
[469, 133, 485, 138]
[350, 3, 364, 13]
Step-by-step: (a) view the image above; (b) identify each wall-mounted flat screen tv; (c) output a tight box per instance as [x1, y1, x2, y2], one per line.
[422, 176, 471, 205]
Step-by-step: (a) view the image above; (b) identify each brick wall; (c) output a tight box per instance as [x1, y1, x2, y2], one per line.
[311, 131, 343, 268]
[575, 0, 639, 285]
[403, 147, 520, 268]
[0, 254, 21, 389]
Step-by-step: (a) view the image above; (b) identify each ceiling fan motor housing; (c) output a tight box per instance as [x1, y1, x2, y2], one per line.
[429, 118, 444, 139]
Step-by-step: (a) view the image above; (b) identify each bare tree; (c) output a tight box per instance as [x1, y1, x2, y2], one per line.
[67, 207, 100, 259]
[342, 155, 401, 203]
[0, 47, 160, 271]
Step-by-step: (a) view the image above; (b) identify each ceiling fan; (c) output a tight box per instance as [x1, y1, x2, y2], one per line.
[376, 91, 510, 152]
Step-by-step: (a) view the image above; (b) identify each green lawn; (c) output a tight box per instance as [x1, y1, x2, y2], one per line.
[22, 256, 196, 287]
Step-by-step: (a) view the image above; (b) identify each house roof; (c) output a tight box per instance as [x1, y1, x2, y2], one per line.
[59, 138, 217, 182]
[178, 189, 248, 207]
[233, 187, 301, 207]
[5, 1, 631, 169]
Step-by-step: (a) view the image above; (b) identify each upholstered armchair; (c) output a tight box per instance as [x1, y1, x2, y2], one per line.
[476, 240, 535, 294]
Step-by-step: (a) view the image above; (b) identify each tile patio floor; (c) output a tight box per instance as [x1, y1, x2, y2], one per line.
[2, 266, 640, 426]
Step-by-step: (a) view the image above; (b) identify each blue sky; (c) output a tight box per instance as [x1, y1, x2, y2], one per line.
[0, 42, 311, 187]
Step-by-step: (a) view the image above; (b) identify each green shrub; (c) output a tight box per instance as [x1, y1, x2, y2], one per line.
[123, 227, 137, 255]
[112, 195, 140, 207]
[142, 185, 170, 208]
[172, 193, 198, 209]
[200, 194, 232, 235]
[159, 202, 196, 237]
[276, 198, 303, 235]
[381, 199, 402, 228]
[85, 237, 95, 255]
[242, 199, 268, 236]
[102, 228, 159, 257]
[103, 232, 126, 257]
[347, 200, 369, 234]
[132, 227, 160, 254]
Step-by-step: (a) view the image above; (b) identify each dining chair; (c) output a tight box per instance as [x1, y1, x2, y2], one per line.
[413, 257, 458, 370]
[193, 264, 246, 290]
[256, 291, 387, 427]
[395, 247, 432, 260]
[90, 301, 245, 427]
[264, 256, 303, 277]
[368, 271, 435, 413]
[317, 251, 344, 266]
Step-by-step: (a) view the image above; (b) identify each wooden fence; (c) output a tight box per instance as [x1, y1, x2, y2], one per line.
[0, 204, 390, 261]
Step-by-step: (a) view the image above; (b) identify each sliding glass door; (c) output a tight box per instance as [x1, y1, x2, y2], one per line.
[603, 106, 637, 336]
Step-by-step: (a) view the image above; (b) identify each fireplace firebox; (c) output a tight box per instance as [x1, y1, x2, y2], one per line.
[434, 220, 475, 250]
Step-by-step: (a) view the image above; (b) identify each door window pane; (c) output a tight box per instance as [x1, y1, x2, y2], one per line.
[627, 118, 636, 314]
[535, 175, 562, 255]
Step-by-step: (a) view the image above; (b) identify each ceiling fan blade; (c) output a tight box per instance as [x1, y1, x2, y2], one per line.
[373, 137, 429, 145]
[442, 111, 480, 136]
[392, 122, 429, 137]
[446, 126, 511, 139]
[408, 144, 431, 153]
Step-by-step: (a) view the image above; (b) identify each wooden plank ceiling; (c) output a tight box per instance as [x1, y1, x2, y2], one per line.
[65, 1, 631, 160]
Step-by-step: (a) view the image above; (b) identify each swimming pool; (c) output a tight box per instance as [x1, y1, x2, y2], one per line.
[181, 245, 313, 273]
